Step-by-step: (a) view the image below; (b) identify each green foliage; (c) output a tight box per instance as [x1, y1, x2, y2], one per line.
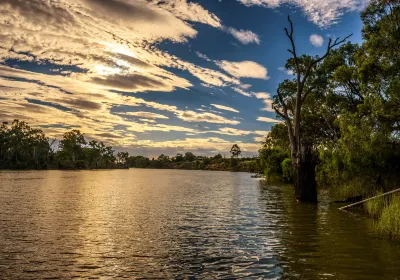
[263, 124, 290, 153]
[127, 152, 256, 172]
[184, 152, 196, 162]
[259, 147, 288, 179]
[0, 120, 50, 169]
[0, 120, 120, 170]
[230, 144, 241, 158]
[365, 191, 387, 218]
[281, 158, 294, 182]
[376, 195, 400, 240]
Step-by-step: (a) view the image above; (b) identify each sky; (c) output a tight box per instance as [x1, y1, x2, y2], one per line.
[0, 0, 369, 157]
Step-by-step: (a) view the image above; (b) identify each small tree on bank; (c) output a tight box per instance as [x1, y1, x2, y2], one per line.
[273, 16, 351, 202]
[230, 144, 241, 158]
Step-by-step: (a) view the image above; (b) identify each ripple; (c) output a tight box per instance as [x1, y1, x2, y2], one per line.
[1, 169, 400, 279]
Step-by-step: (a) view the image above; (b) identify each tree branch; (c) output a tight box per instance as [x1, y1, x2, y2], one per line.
[284, 16, 298, 69]
[300, 33, 353, 94]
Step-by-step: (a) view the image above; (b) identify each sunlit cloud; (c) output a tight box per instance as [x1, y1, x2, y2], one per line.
[216, 60, 269, 80]
[0, 0, 281, 155]
[175, 110, 240, 125]
[252, 92, 275, 112]
[210, 104, 239, 113]
[257, 116, 281, 123]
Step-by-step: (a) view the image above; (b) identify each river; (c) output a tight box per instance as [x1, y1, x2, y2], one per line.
[0, 169, 399, 279]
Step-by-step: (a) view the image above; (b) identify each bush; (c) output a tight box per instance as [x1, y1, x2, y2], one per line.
[259, 147, 288, 179]
[281, 158, 294, 182]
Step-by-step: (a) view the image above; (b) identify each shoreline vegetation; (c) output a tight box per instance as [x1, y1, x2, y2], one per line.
[0, 120, 257, 173]
[257, 0, 399, 240]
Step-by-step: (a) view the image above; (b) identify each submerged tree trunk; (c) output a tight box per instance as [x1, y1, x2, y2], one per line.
[291, 144, 318, 202]
[294, 160, 317, 202]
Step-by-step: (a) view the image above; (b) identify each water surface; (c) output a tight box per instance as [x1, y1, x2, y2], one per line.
[0, 169, 399, 279]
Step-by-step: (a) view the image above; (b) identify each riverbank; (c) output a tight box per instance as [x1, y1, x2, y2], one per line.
[363, 191, 400, 241]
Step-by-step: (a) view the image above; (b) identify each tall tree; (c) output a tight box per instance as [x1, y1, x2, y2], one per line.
[273, 16, 351, 201]
[230, 144, 241, 158]
[59, 130, 87, 164]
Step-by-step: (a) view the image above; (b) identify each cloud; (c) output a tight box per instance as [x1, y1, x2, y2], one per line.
[232, 87, 252, 97]
[252, 92, 271, 99]
[310, 34, 324, 47]
[257, 116, 282, 123]
[176, 111, 240, 125]
[0, 0, 270, 155]
[224, 27, 261, 44]
[196, 51, 212, 62]
[132, 137, 261, 154]
[278, 67, 294, 75]
[211, 104, 239, 113]
[119, 111, 170, 119]
[238, 0, 370, 27]
[91, 73, 168, 91]
[253, 135, 266, 142]
[252, 92, 275, 112]
[216, 60, 269, 80]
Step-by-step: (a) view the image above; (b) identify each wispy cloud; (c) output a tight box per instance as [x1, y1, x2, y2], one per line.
[257, 116, 282, 123]
[238, 0, 370, 27]
[252, 92, 275, 112]
[175, 110, 240, 125]
[224, 27, 261, 44]
[211, 104, 239, 113]
[119, 111, 170, 119]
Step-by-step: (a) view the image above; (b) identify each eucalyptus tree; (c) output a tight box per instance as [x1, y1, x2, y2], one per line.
[273, 16, 351, 201]
[0, 120, 50, 169]
[58, 130, 87, 165]
[230, 144, 241, 158]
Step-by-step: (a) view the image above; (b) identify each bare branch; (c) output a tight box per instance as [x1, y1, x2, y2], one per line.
[299, 33, 353, 91]
[314, 33, 353, 64]
[284, 16, 298, 69]
[287, 15, 294, 37]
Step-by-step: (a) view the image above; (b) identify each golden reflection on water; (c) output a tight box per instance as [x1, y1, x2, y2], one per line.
[0, 169, 400, 279]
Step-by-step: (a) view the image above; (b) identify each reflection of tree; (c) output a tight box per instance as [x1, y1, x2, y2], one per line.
[258, 183, 400, 279]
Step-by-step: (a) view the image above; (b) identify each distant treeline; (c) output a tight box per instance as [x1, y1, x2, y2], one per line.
[128, 152, 257, 172]
[0, 120, 257, 172]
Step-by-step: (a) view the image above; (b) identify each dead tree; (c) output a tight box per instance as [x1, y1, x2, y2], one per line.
[273, 16, 352, 202]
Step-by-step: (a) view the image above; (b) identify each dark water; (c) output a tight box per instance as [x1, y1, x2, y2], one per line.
[0, 170, 399, 279]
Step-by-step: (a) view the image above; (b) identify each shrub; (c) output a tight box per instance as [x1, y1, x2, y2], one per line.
[281, 158, 294, 182]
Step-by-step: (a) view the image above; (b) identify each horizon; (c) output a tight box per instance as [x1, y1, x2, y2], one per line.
[0, 0, 367, 158]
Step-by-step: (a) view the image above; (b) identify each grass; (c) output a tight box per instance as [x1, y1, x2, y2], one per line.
[376, 195, 400, 240]
[365, 190, 387, 218]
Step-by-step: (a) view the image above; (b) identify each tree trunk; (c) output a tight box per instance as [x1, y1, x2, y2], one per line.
[293, 149, 317, 202]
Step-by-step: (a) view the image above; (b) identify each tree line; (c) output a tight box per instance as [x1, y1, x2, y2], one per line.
[0, 120, 257, 172]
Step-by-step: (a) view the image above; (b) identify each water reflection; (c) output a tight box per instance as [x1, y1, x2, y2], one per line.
[0, 170, 400, 279]
[258, 182, 400, 279]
